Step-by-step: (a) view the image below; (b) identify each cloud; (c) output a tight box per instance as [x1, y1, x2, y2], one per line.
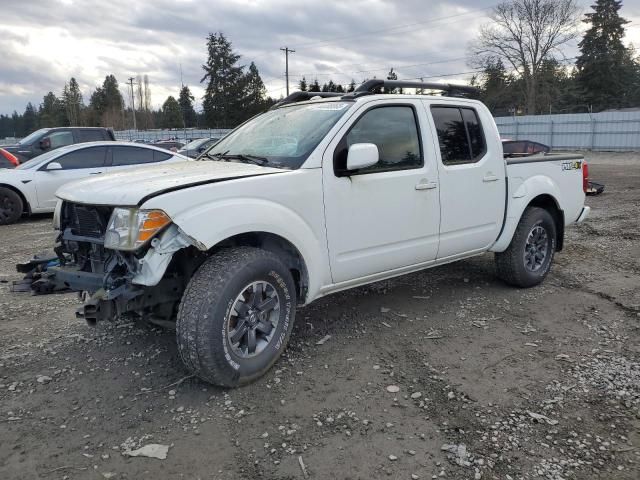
[0, 0, 637, 116]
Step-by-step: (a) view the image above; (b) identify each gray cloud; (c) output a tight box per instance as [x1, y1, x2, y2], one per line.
[0, 0, 637, 115]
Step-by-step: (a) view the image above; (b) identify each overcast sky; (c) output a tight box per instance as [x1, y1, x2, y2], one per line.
[0, 0, 638, 116]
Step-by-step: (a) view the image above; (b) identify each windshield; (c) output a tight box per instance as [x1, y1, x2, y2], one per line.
[181, 138, 208, 150]
[17, 128, 50, 145]
[203, 101, 352, 169]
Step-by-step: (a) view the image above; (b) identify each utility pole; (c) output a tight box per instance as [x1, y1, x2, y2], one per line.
[280, 47, 295, 96]
[127, 77, 138, 131]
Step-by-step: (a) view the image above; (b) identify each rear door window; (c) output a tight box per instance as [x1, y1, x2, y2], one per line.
[46, 131, 74, 149]
[431, 106, 486, 165]
[76, 129, 105, 142]
[111, 146, 156, 166]
[53, 147, 107, 170]
[153, 150, 173, 162]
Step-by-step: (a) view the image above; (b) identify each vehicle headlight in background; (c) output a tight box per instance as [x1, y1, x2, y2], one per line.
[53, 200, 62, 230]
[104, 208, 171, 251]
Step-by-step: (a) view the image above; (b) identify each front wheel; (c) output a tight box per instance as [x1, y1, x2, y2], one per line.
[495, 207, 557, 288]
[0, 187, 23, 225]
[176, 247, 296, 387]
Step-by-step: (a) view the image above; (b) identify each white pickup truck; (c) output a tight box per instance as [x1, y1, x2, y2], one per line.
[50, 80, 590, 387]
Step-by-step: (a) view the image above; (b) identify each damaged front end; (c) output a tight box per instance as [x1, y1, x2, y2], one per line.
[50, 201, 202, 326]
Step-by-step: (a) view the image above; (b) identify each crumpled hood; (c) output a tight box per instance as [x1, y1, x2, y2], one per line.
[56, 160, 285, 206]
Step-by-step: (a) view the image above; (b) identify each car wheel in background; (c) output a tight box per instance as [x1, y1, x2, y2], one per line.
[0, 187, 23, 225]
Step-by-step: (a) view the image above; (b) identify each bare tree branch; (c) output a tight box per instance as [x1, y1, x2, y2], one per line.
[470, 0, 579, 114]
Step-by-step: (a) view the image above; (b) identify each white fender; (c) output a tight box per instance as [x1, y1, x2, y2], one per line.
[490, 174, 563, 252]
[167, 198, 328, 302]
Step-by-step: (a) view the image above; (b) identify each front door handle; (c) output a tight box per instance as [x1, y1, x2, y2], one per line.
[415, 180, 438, 190]
[483, 174, 499, 182]
[90, 171, 103, 175]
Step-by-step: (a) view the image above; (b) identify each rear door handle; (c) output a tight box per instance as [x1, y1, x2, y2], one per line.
[89, 172, 103, 175]
[483, 174, 499, 182]
[415, 181, 438, 190]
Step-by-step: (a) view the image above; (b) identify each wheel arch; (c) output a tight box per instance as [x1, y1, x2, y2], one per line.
[491, 181, 565, 253]
[209, 231, 311, 303]
[527, 194, 564, 251]
[0, 182, 30, 215]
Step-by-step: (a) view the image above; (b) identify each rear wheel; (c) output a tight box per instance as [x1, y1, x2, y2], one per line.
[495, 207, 556, 288]
[0, 187, 23, 225]
[176, 247, 296, 387]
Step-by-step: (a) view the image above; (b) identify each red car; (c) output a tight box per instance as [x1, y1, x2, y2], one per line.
[0, 148, 20, 168]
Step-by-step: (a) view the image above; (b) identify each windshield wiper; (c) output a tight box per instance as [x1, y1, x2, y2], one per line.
[225, 154, 269, 166]
[206, 152, 269, 166]
[201, 149, 229, 161]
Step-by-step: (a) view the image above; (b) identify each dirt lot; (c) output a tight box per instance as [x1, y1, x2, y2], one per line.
[1, 152, 638, 480]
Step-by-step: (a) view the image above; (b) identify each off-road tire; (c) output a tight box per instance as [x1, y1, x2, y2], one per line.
[176, 247, 296, 387]
[0, 187, 23, 225]
[495, 207, 556, 288]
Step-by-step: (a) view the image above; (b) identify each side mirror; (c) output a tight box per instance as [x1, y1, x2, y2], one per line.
[346, 143, 379, 171]
[45, 161, 62, 171]
[39, 138, 51, 150]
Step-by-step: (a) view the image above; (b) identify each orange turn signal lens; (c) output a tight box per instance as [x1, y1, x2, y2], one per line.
[136, 210, 171, 245]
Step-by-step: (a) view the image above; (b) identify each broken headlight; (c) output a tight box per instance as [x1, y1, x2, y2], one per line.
[103, 208, 171, 251]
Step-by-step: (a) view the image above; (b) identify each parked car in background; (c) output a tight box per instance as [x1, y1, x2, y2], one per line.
[151, 140, 185, 152]
[178, 137, 220, 158]
[1, 127, 116, 164]
[0, 148, 20, 169]
[0, 142, 189, 225]
[502, 139, 551, 157]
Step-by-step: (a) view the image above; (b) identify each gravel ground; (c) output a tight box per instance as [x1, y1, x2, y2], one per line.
[1, 152, 638, 480]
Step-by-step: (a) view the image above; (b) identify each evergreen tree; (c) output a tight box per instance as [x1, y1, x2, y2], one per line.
[201, 32, 245, 128]
[242, 62, 268, 119]
[162, 96, 183, 128]
[308, 79, 321, 92]
[39, 92, 66, 127]
[576, 0, 638, 110]
[87, 75, 124, 128]
[62, 77, 83, 126]
[23, 103, 38, 134]
[347, 80, 356, 93]
[12, 111, 22, 137]
[477, 58, 516, 115]
[384, 68, 398, 94]
[178, 85, 197, 127]
[298, 77, 308, 92]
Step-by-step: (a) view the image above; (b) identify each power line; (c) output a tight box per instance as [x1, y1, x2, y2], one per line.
[289, 56, 470, 78]
[291, 6, 494, 50]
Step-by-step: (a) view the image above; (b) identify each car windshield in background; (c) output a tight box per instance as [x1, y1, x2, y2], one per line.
[203, 101, 353, 169]
[17, 128, 50, 145]
[182, 138, 207, 150]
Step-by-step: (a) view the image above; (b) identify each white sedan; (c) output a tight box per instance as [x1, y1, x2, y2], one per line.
[0, 141, 189, 225]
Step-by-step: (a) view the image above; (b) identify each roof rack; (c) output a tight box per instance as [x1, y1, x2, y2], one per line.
[344, 79, 479, 98]
[272, 91, 343, 108]
[271, 80, 479, 109]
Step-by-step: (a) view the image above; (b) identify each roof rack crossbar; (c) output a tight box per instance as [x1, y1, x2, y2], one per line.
[272, 91, 344, 108]
[345, 79, 479, 98]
